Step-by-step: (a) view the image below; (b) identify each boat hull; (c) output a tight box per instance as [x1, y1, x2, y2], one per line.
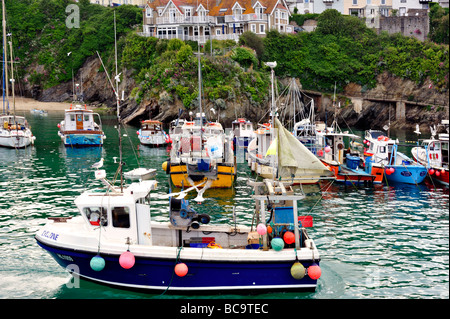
[0, 134, 34, 148]
[321, 160, 381, 185]
[60, 131, 104, 147]
[385, 166, 427, 184]
[36, 238, 318, 293]
[169, 163, 235, 188]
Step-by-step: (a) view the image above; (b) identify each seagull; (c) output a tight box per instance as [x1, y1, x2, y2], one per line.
[414, 124, 421, 135]
[91, 158, 104, 169]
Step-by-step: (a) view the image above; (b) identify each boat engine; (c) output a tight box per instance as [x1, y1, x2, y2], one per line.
[169, 197, 210, 229]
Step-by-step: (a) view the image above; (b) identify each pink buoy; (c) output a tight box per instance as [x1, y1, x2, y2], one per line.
[119, 250, 135, 269]
[389, 167, 395, 174]
[256, 223, 267, 235]
[363, 139, 367, 144]
[307, 263, 322, 280]
[175, 263, 188, 277]
[317, 149, 324, 157]
[324, 146, 331, 153]
[435, 170, 440, 177]
[429, 169, 435, 175]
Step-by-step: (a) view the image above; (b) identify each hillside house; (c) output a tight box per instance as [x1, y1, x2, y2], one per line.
[141, 0, 293, 43]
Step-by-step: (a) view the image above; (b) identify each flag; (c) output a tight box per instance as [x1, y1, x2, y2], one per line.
[265, 138, 277, 157]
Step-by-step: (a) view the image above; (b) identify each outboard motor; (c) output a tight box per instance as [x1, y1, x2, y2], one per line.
[169, 197, 210, 229]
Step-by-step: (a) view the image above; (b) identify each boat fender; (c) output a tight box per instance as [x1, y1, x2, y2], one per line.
[290, 262, 306, 280]
[199, 214, 210, 224]
[179, 209, 188, 219]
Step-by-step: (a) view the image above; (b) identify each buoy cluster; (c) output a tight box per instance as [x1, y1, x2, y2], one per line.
[257, 223, 321, 281]
[90, 250, 136, 272]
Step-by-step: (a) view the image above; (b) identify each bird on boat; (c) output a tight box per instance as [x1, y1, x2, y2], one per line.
[91, 158, 104, 169]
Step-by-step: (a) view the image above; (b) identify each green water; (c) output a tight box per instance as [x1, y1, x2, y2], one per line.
[0, 111, 448, 299]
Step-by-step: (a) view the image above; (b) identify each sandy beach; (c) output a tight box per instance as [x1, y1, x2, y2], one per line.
[5, 97, 95, 112]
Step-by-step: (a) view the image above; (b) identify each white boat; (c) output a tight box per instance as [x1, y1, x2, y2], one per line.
[57, 104, 106, 147]
[231, 118, 255, 160]
[0, 114, 35, 148]
[123, 167, 157, 181]
[411, 120, 449, 186]
[137, 120, 170, 146]
[0, 8, 35, 149]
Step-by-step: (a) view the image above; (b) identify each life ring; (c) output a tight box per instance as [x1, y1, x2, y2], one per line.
[430, 154, 433, 159]
[207, 241, 222, 249]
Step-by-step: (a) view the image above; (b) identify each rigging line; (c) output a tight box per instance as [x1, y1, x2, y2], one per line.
[308, 178, 336, 214]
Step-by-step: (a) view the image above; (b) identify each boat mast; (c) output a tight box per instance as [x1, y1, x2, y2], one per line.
[2, 0, 8, 114]
[114, 10, 123, 192]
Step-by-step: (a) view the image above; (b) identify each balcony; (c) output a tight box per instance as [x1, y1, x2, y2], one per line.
[156, 15, 214, 25]
[224, 13, 267, 23]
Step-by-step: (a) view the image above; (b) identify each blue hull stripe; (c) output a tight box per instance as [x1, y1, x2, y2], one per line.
[36, 238, 318, 292]
[64, 134, 103, 146]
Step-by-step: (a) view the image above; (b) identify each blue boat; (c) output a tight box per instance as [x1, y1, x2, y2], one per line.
[35, 170, 322, 293]
[57, 105, 105, 147]
[365, 130, 427, 184]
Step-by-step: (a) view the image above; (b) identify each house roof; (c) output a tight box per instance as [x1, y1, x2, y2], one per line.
[145, 0, 288, 16]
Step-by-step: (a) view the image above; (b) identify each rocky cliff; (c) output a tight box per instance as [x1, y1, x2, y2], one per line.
[26, 56, 448, 133]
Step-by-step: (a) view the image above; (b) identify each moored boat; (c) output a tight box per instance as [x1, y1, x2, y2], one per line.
[0, 114, 35, 148]
[411, 120, 449, 186]
[137, 120, 171, 147]
[365, 130, 427, 184]
[57, 104, 105, 147]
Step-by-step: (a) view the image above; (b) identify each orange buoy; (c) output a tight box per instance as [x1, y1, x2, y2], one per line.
[174, 263, 188, 277]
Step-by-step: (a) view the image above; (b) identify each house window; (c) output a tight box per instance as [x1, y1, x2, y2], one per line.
[352, 0, 357, 5]
[169, 8, 176, 23]
[145, 8, 152, 17]
[367, 0, 371, 4]
[251, 24, 256, 33]
[158, 9, 162, 16]
[216, 29, 221, 35]
[381, 0, 385, 4]
[259, 24, 265, 33]
[255, 6, 263, 19]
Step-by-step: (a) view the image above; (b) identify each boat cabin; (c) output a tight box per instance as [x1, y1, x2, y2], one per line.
[232, 118, 253, 138]
[1, 115, 28, 130]
[63, 105, 102, 132]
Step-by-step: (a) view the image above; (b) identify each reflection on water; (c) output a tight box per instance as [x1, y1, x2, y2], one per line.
[0, 113, 448, 299]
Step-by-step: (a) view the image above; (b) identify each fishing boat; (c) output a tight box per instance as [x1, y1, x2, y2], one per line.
[318, 125, 383, 185]
[163, 47, 235, 192]
[231, 118, 254, 160]
[247, 66, 332, 184]
[163, 114, 235, 191]
[137, 120, 171, 147]
[364, 130, 427, 184]
[411, 120, 449, 186]
[168, 117, 185, 143]
[35, 168, 321, 293]
[57, 104, 106, 147]
[123, 167, 157, 181]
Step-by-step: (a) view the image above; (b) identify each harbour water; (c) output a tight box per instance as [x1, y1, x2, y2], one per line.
[0, 112, 448, 299]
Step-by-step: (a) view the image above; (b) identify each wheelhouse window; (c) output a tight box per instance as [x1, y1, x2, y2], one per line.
[112, 206, 130, 228]
[83, 206, 107, 226]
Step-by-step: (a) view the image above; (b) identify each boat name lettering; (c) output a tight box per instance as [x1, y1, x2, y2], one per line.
[56, 254, 73, 261]
[41, 230, 59, 241]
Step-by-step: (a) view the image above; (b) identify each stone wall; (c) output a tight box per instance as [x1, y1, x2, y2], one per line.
[378, 9, 430, 41]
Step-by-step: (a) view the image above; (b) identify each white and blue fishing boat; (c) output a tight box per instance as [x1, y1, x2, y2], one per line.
[231, 118, 254, 159]
[57, 104, 105, 147]
[365, 130, 427, 184]
[35, 167, 321, 293]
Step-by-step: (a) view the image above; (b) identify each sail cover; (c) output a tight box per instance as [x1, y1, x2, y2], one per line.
[275, 118, 332, 178]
